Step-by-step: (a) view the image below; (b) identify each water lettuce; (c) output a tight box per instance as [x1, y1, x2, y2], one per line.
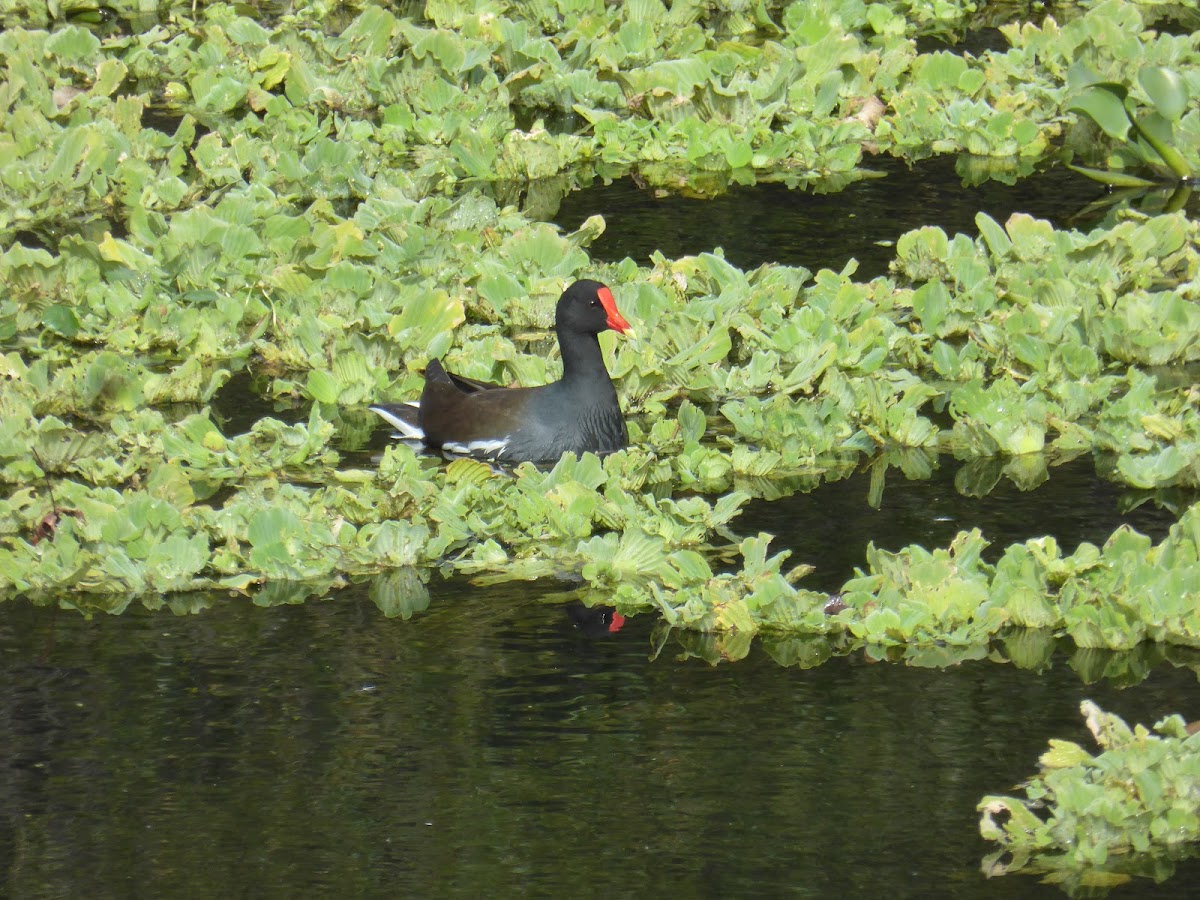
[980, 701, 1200, 884]
[0, 0, 1198, 665]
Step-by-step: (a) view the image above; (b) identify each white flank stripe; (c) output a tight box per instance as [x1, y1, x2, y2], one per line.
[443, 438, 510, 458]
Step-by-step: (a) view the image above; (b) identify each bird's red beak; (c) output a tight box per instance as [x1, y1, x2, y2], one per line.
[598, 286, 631, 335]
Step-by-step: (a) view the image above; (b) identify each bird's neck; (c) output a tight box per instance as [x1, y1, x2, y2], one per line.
[559, 331, 611, 389]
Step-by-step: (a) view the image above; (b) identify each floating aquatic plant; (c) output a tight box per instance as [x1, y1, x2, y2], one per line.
[0, 0, 1198, 670]
[980, 701, 1200, 882]
[1067, 62, 1196, 186]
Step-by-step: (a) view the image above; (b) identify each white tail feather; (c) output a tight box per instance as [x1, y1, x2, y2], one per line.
[369, 404, 424, 441]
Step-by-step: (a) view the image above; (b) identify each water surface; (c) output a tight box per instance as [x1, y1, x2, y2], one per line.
[554, 156, 1112, 278]
[3, 589, 1199, 898]
[736, 455, 1185, 593]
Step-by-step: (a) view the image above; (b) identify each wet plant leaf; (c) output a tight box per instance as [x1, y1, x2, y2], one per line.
[1068, 82, 1131, 141]
[979, 702, 1200, 871]
[1138, 66, 1188, 122]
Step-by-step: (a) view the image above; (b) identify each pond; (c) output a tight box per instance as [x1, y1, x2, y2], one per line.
[5, 157, 1198, 896]
[4, 575, 1200, 897]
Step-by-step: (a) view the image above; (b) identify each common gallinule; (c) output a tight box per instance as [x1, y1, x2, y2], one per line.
[371, 279, 631, 463]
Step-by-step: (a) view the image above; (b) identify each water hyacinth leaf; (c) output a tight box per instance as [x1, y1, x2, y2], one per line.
[82, 352, 143, 411]
[974, 213, 1011, 259]
[146, 462, 196, 510]
[451, 132, 498, 178]
[670, 549, 712, 583]
[916, 52, 968, 90]
[98, 233, 157, 271]
[144, 533, 209, 590]
[1004, 424, 1045, 457]
[1065, 164, 1158, 188]
[365, 521, 429, 567]
[1138, 66, 1188, 122]
[1128, 110, 1192, 180]
[1116, 446, 1191, 489]
[330, 351, 379, 405]
[610, 531, 672, 580]
[711, 596, 757, 636]
[445, 458, 495, 487]
[1068, 83, 1131, 140]
[912, 280, 949, 334]
[723, 137, 752, 169]
[220, 225, 265, 260]
[248, 507, 301, 555]
[1002, 213, 1057, 260]
[226, 15, 271, 45]
[666, 327, 732, 368]
[627, 56, 711, 98]
[94, 59, 128, 97]
[478, 271, 526, 310]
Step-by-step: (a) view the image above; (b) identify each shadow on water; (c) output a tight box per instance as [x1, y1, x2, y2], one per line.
[3, 588, 1200, 898]
[555, 155, 1122, 278]
[734, 455, 1187, 594]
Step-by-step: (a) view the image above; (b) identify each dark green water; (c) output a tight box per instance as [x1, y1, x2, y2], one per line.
[735, 455, 1185, 594]
[4, 586, 1200, 899]
[553, 155, 1197, 279]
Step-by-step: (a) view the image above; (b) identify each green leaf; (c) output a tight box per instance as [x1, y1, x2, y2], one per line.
[94, 59, 127, 96]
[1139, 66, 1188, 121]
[98, 233, 157, 271]
[1066, 164, 1158, 188]
[912, 280, 949, 335]
[306, 369, 340, 404]
[42, 304, 81, 338]
[917, 52, 967, 90]
[1068, 83, 1131, 140]
[247, 508, 298, 548]
[975, 212, 1011, 258]
[45, 25, 100, 59]
[1128, 110, 1192, 180]
[146, 462, 196, 509]
[677, 399, 706, 444]
[388, 287, 466, 353]
[191, 73, 248, 113]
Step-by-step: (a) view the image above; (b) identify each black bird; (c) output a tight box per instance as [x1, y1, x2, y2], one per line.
[371, 279, 631, 463]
